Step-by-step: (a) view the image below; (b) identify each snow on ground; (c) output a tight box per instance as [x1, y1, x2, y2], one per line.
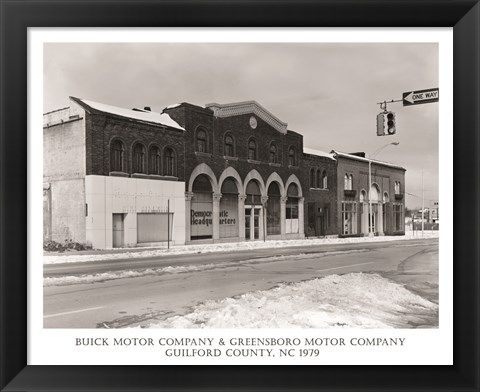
[43, 231, 439, 265]
[43, 249, 369, 287]
[147, 273, 438, 329]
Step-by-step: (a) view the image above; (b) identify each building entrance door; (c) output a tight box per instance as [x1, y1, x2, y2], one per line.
[112, 213, 125, 247]
[245, 207, 260, 240]
[368, 204, 378, 235]
[317, 216, 325, 237]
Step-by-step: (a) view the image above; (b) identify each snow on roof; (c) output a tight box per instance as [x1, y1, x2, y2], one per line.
[332, 151, 406, 170]
[72, 97, 185, 131]
[303, 147, 335, 160]
[165, 103, 181, 109]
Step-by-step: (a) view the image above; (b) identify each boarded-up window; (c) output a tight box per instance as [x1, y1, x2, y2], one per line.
[191, 175, 213, 240]
[137, 213, 173, 243]
[220, 178, 239, 238]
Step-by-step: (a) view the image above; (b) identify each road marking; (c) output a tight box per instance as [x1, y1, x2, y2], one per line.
[317, 261, 376, 273]
[44, 306, 104, 319]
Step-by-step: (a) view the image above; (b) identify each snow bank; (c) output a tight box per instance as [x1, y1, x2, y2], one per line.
[43, 249, 368, 287]
[148, 273, 438, 329]
[43, 231, 439, 265]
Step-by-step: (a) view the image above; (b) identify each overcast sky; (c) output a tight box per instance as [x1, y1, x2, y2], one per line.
[44, 42, 439, 209]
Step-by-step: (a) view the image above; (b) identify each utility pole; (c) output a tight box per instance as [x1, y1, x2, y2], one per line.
[368, 142, 399, 237]
[421, 171, 425, 236]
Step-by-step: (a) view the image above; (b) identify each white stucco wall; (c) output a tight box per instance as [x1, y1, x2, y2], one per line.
[85, 175, 186, 249]
[43, 104, 86, 243]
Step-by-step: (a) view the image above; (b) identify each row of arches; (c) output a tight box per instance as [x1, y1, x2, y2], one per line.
[110, 139, 177, 176]
[185, 164, 305, 242]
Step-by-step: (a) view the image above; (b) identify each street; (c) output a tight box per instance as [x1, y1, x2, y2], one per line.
[44, 238, 438, 328]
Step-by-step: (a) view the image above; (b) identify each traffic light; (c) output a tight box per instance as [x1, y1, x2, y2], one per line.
[376, 111, 396, 136]
[385, 111, 396, 135]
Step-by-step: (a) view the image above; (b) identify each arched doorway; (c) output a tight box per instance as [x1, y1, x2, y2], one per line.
[369, 184, 380, 235]
[190, 174, 213, 240]
[360, 189, 368, 235]
[286, 183, 300, 234]
[245, 180, 262, 240]
[267, 182, 281, 235]
[220, 178, 239, 238]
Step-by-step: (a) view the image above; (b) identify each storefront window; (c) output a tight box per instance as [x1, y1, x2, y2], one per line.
[342, 201, 357, 235]
[267, 182, 281, 235]
[286, 183, 299, 233]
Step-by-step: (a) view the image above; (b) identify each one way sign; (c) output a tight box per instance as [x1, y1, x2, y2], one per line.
[403, 88, 439, 106]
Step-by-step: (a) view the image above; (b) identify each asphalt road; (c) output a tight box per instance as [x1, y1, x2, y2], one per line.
[43, 238, 438, 328]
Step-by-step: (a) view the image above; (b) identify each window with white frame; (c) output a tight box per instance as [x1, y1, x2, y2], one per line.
[342, 201, 357, 235]
[344, 173, 353, 190]
[322, 170, 328, 189]
[394, 181, 401, 194]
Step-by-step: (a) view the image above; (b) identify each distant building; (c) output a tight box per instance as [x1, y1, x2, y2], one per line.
[431, 201, 439, 223]
[43, 97, 406, 249]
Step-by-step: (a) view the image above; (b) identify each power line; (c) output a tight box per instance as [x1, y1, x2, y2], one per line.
[406, 192, 438, 203]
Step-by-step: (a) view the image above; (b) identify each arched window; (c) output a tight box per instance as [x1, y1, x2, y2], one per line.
[224, 133, 235, 157]
[132, 143, 146, 174]
[383, 192, 389, 203]
[248, 139, 257, 160]
[164, 147, 176, 176]
[322, 170, 328, 189]
[288, 147, 296, 166]
[110, 139, 125, 172]
[149, 145, 161, 175]
[196, 128, 207, 153]
[344, 173, 353, 190]
[360, 190, 367, 203]
[309, 168, 315, 188]
[269, 143, 277, 163]
[316, 169, 321, 188]
[394, 181, 401, 194]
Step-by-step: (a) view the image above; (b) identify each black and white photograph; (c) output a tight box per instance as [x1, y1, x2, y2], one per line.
[3, 0, 480, 386]
[42, 38, 442, 333]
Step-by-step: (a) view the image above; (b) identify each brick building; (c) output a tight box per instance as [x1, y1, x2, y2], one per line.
[333, 151, 406, 236]
[43, 97, 405, 249]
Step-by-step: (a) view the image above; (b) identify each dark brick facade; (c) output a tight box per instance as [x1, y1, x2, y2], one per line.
[166, 104, 306, 190]
[69, 97, 405, 240]
[302, 153, 338, 236]
[335, 154, 406, 237]
[77, 100, 185, 181]
[165, 103, 339, 238]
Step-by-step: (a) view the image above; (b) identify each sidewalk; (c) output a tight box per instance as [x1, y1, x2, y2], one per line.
[43, 231, 439, 265]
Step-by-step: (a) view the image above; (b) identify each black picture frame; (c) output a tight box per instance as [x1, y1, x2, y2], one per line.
[1, 1, 479, 391]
